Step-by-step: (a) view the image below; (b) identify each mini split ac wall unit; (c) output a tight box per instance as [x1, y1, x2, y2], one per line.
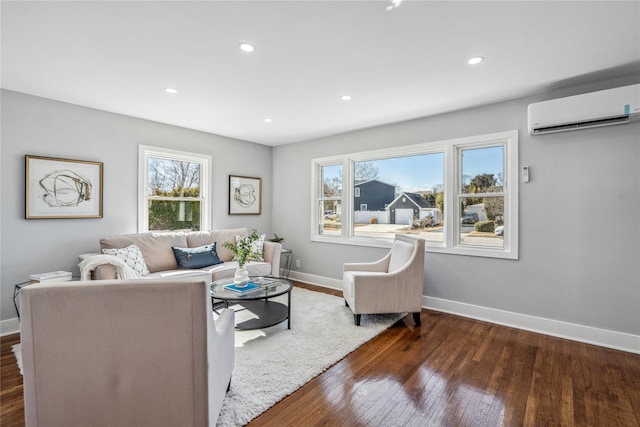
[528, 84, 640, 135]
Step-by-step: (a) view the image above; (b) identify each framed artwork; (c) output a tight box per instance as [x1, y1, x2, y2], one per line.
[25, 155, 103, 219]
[229, 175, 261, 215]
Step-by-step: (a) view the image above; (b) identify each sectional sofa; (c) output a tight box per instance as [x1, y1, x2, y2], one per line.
[85, 228, 282, 282]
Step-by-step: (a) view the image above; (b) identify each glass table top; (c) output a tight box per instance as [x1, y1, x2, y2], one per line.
[210, 276, 292, 300]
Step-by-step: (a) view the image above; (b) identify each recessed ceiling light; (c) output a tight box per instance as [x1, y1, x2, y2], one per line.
[264, 118, 272, 123]
[164, 87, 178, 94]
[341, 95, 352, 101]
[468, 56, 484, 65]
[239, 43, 255, 52]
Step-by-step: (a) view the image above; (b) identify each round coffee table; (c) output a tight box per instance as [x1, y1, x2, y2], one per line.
[210, 276, 293, 330]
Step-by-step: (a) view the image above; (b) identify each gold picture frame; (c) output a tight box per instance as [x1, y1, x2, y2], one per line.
[25, 155, 103, 219]
[228, 175, 261, 215]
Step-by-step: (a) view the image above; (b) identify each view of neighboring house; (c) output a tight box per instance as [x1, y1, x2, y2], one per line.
[387, 192, 440, 225]
[354, 179, 395, 211]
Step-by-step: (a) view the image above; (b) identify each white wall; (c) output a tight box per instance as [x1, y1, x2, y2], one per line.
[272, 76, 640, 340]
[3, 75, 639, 351]
[0, 90, 274, 323]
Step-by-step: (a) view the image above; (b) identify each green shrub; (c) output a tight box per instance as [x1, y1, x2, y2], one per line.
[474, 220, 495, 232]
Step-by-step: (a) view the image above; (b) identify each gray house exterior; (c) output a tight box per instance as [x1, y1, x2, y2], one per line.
[387, 192, 436, 225]
[354, 179, 396, 211]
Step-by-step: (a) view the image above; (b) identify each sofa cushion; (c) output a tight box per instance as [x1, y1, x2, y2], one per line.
[186, 228, 247, 262]
[388, 239, 415, 273]
[203, 260, 272, 282]
[101, 244, 150, 276]
[146, 269, 212, 282]
[172, 244, 223, 269]
[101, 232, 188, 273]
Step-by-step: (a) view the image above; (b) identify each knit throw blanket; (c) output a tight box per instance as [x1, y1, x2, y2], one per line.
[79, 255, 141, 280]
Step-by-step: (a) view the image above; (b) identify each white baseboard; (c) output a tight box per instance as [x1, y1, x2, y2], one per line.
[1, 318, 20, 337]
[290, 271, 640, 354]
[289, 271, 342, 290]
[423, 296, 640, 354]
[6, 273, 637, 353]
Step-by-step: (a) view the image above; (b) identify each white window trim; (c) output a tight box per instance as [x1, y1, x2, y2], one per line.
[310, 130, 519, 259]
[314, 161, 343, 238]
[138, 145, 212, 233]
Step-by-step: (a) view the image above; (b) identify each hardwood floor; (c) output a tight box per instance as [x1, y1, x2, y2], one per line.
[2, 282, 639, 426]
[1, 332, 23, 427]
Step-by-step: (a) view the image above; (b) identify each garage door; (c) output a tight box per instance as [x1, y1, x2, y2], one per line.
[395, 209, 413, 225]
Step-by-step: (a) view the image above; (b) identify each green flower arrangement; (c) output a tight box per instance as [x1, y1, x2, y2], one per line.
[223, 229, 263, 269]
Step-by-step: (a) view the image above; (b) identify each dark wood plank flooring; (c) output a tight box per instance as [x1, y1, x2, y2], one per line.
[1, 332, 23, 427]
[2, 282, 639, 426]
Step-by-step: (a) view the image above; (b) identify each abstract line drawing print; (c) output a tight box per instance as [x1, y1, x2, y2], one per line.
[25, 155, 103, 219]
[233, 183, 256, 208]
[39, 169, 93, 207]
[228, 175, 261, 215]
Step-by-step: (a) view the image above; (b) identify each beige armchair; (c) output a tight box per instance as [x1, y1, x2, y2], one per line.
[20, 279, 234, 427]
[343, 234, 425, 326]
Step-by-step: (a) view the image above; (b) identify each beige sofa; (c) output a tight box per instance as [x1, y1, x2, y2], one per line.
[89, 228, 282, 281]
[21, 279, 234, 426]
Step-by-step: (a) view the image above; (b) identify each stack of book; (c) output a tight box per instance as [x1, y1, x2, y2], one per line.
[29, 271, 73, 284]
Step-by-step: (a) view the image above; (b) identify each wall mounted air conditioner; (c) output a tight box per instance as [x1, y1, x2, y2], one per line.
[528, 84, 640, 135]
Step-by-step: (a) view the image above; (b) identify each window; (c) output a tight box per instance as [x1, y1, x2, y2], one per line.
[311, 131, 518, 259]
[316, 163, 342, 237]
[138, 145, 211, 232]
[352, 153, 444, 241]
[458, 146, 505, 249]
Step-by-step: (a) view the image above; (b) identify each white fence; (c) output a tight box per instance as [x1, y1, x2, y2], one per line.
[354, 210, 390, 224]
[354, 209, 442, 225]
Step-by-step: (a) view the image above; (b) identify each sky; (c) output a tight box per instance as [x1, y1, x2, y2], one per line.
[325, 146, 504, 194]
[367, 153, 444, 193]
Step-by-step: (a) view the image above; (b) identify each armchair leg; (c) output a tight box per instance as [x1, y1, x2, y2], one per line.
[227, 378, 232, 392]
[412, 312, 421, 326]
[354, 314, 361, 326]
[345, 299, 349, 307]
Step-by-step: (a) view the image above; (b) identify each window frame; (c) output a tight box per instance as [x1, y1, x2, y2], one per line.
[314, 162, 343, 238]
[138, 145, 212, 233]
[310, 130, 519, 259]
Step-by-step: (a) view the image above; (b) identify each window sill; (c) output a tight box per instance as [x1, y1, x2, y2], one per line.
[311, 235, 517, 260]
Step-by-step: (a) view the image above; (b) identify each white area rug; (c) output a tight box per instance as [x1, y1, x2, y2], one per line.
[217, 287, 401, 426]
[11, 287, 402, 426]
[12, 343, 23, 375]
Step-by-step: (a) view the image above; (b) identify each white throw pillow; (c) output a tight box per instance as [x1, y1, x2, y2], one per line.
[252, 234, 266, 261]
[102, 244, 150, 276]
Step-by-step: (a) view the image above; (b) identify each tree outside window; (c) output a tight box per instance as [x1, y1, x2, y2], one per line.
[147, 157, 201, 231]
[459, 146, 505, 248]
[139, 146, 210, 233]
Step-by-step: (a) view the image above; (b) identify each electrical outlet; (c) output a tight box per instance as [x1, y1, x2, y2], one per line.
[295, 259, 301, 268]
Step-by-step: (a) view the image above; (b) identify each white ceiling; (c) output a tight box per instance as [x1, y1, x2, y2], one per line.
[2, 1, 639, 146]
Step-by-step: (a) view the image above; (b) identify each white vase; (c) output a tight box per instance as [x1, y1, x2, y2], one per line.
[234, 266, 250, 287]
